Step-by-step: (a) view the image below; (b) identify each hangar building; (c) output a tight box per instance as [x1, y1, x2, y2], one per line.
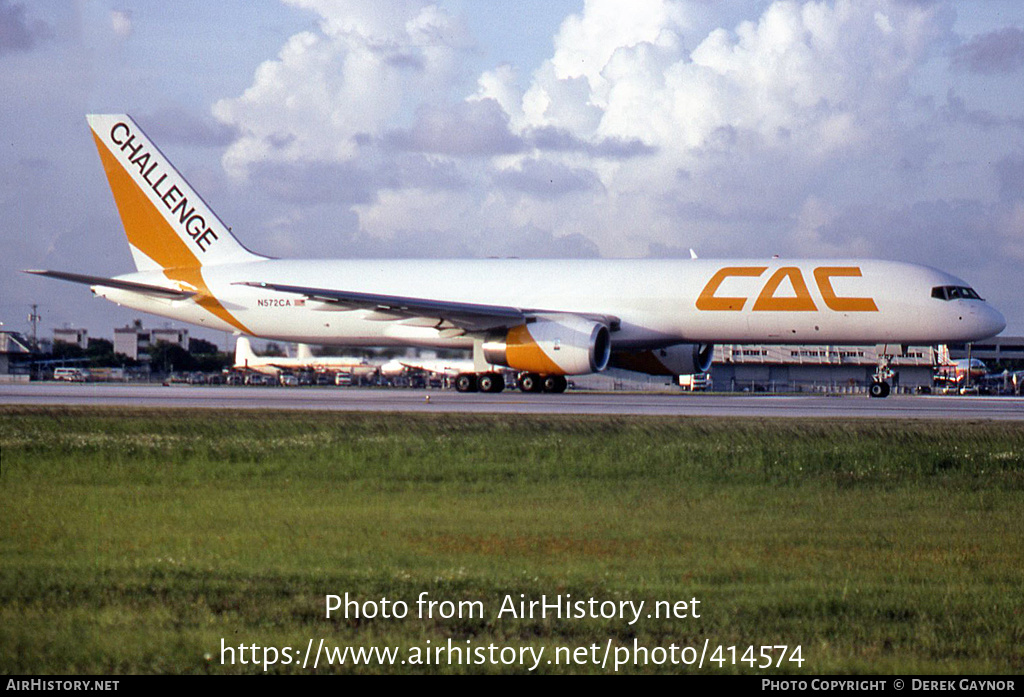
[0, 331, 34, 382]
[710, 344, 937, 394]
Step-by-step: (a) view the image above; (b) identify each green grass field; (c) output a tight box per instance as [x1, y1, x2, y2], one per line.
[1, 406, 1022, 674]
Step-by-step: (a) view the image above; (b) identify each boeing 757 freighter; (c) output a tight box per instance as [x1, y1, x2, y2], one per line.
[26, 114, 1006, 396]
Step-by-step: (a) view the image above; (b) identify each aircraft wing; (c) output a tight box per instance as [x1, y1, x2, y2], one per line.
[398, 360, 474, 377]
[260, 361, 295, 370]
[235, 281, 619, 333]
[24, 270, 196, 300]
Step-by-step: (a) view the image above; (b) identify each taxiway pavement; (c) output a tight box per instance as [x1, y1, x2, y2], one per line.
[1, 384, 1022, 420]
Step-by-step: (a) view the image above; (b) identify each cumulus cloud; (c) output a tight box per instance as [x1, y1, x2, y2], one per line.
[249, 160, 383, 205]
[493, 159, 603, 200]
[519, 0, 947, 159]
[110, 9, 133, 39]
[0, 0, 51, 55]
[994, 154, 1024, 202]
[384, 99, 523, 156]
[524, 126, 657, 158]
[361, 223, 602, 259]
[212, 0, 473, 178]
[472, 0, 957, 256]
[141, 107, 237, 147]
[952, 26, 1024, 74]
[212, 0, 1006, 274]
[941, 89, 1024, 132]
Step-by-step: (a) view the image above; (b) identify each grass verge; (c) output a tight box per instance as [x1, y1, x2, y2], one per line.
[1, 406, 1022, 674]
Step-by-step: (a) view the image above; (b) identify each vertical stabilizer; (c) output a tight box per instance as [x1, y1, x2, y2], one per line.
[234, 336, 257, 368]
[86, 114, 262, 272]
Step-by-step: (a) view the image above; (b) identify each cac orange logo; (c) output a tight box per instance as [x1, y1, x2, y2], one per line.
[696, 266, 879, 312]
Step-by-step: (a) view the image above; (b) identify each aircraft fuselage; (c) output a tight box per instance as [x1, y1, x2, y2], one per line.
[95, 257, 1005, 350]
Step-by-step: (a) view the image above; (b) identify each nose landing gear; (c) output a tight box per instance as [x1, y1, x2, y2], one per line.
[869, 351, 897, 398]
[868, 380, 891, 398]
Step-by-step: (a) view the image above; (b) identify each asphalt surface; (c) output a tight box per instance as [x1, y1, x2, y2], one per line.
[1, 383, 1022, 419]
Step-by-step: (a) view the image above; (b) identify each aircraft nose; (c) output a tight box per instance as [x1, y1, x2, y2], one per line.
[973, 304, 1006, 339]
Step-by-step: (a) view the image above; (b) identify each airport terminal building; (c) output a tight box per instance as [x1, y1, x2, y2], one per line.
[947, 336, 1024, 363]
[575, 343, 940, 393]
[114, 324, 189, 361]
[710, 343, 937, 394]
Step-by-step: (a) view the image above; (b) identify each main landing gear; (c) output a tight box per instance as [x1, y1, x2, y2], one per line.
[453, 372, 568, 393]
[456, 339, 568, 394]
[454, 372, 505, 393]
[517, 373, 568, 393]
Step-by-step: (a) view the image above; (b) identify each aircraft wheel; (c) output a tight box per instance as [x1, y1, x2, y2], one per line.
[869, 381, 890, 399]
[478, 372, 504, 393]
[455, 373, 479, 393]
[518, 373, 543, 393]
[543, 375, 568, 393]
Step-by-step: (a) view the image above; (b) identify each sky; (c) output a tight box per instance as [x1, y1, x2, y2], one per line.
[1, 0, 1022, 346]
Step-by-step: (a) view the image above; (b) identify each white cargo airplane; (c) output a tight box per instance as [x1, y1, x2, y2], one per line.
[379, 357, 477, 379]
[26, 114, 1006, 396]
[233, 336, 373, 377]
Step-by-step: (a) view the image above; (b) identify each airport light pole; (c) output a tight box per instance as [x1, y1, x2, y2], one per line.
[28, 305, 41, 347]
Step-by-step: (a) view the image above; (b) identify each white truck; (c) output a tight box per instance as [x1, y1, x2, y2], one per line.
[678, 372, 712, 391]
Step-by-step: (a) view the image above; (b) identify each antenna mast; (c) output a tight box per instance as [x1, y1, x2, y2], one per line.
[28, 304, 41, 345]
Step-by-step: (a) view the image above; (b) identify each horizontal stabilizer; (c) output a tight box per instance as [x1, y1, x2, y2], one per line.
[24, 270, 196, 300]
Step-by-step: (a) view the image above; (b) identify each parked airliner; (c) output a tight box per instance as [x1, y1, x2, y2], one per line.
[232, 337, 373, 377]
[26, 114, 1005, 396]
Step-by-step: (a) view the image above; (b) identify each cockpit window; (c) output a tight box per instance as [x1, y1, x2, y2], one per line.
[931, 285, 982, 301]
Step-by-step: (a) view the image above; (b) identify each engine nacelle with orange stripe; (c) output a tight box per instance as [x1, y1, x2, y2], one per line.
[483, 317, 611, 375]
[609, 343, 714, 377]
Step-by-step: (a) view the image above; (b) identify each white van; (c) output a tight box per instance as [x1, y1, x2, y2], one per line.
[53, 367, 88, 382]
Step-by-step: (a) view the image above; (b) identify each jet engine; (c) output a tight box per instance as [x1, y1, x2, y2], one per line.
[609, 343, 714, 376]
[483, 317, 611, 375]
